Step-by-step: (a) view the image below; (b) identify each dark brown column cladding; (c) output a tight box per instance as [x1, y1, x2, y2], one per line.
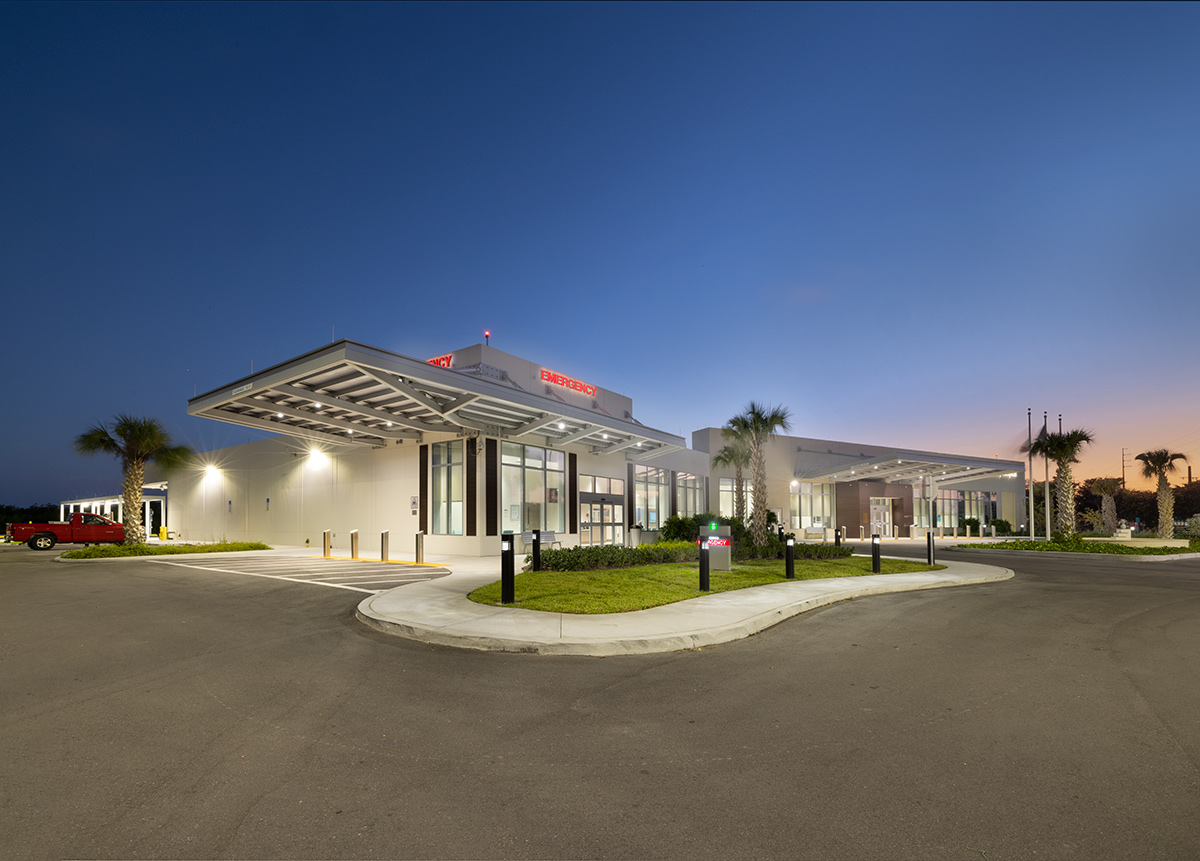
[627, 463, 635, 527]
[466, 437, 477, 537]
[485, 437, 498, 536]
[569, 452, 578, 534]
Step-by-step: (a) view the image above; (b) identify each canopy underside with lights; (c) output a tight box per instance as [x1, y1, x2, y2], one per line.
[187, 340, 684, 459]
[795, 451, 1023, 487]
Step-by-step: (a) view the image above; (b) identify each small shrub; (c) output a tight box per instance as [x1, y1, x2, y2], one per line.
[991, 519, 1012, 535]
[792, 543, 855, 560]
[1185, 515, 1200, 541]
[962, 517, 981, 533]
[659, 513, 723, 543]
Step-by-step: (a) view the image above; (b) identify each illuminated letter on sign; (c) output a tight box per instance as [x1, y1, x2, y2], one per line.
[540, 368, 597, 397]
[427, 353, 454, 368]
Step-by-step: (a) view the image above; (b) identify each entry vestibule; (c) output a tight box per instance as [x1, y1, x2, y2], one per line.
[868, 497, 895, 536]
[578, 473, 626, 546]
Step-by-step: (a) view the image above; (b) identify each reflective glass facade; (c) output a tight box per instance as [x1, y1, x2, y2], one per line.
[676, 472, 704, 518]
[634, 465, 671, 529]
[789, 481, 834, 530]
[501, 442, 565, 534]
[718, 477, 754, 519]
[913, 489, 997, 528]
[431, 441, 464, 535]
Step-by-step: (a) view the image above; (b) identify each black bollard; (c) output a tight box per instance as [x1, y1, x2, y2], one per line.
[531, 529, 541, 572]
[834, 529, 841, 547]
[785, 537, 795, 579]
[871, 533, 881, 574]
[927, 530, 935, 566]
[501, 536, 515, 604]
[699, 538, 710, 592]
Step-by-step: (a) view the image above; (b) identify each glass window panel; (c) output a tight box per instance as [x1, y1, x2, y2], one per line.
[525, 447, 544, 467]
[547, 472, 565, 533]
[501, 464, 522, 533]
[611, 478, 624, 495]
[595, 476, 610, 494]
[525, 468, 544, 530]
[502, 442, 523, 466]
[580, 475, 594, 493]
[547, 450, 564, 471]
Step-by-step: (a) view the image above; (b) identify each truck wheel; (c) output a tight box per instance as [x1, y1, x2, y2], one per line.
[29, 534, 57, 551]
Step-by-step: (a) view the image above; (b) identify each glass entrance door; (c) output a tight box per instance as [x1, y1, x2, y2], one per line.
[869, 497, 892, 537]
[580, 495, 625, 546]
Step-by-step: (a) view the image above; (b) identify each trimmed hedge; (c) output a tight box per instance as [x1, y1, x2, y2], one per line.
[531, 541, 699, 571]
[530, 538, 853, 570]
[964, 538, 1196, 555]
[791, 543, 855, 560]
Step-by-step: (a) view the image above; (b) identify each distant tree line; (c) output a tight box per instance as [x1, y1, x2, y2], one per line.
[1, 502, 60, 525]
[1075, 479, 1200, 529]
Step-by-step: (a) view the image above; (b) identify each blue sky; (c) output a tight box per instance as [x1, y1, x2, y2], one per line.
[3, 1, 1198, 504]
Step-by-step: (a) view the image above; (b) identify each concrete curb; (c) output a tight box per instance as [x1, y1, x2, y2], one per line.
[355, 560, 1014, 656]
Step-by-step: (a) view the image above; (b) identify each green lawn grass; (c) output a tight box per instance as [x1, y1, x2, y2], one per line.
[962, 539, 1198, 556]
[469, 556, 944, 614]
[60, 541, 272, 559]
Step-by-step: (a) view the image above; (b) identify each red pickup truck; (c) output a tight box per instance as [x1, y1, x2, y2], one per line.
[6, 513, 126, 550]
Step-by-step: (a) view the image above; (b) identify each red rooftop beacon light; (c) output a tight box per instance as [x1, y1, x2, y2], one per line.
[484, 329, 490, 345]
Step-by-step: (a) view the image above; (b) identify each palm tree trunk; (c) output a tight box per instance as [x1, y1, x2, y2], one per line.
[122, 459, 146, 545]
[1101, 495, 1118, 533]
[1055, 463, 1076, 535]
[1157, 476, 1174, 539]
[734, 465, 746, 524]
[750, 441, 768, 546]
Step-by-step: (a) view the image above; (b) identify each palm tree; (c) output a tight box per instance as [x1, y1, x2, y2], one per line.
[728, 401, 792, 546]
[1090, 478, 1121, 534]
[75, 415, 193, 544]
[1135, 449, 1189, 538]
[711, 433, 752, 524]
[1028, 429, 1094, 536]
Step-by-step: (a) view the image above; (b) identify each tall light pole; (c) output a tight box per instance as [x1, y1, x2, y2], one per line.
[1027, 409, 1035, 539]
[1044, 411, 1052, 541]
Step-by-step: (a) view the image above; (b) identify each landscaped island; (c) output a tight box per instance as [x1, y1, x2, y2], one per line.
[469, 542, 943, 614]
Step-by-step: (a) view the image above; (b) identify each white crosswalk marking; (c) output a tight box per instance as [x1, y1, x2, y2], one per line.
[145, 555, 451, 593]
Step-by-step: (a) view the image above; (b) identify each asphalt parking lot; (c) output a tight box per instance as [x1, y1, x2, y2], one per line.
[2, 545, 1198, 860]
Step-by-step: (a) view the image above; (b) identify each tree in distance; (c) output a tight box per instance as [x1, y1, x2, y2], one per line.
[728, 401, 791, 547]
[1090, 477, 1122, 534]
[1028, 428, 1095, 536]
[711, 432, 752, 525]
[1135, 449, 1189, 539]
[75, 415, 193, 544]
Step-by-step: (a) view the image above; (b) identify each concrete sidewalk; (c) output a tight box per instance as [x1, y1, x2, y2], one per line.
[355, 555, 1014, 656]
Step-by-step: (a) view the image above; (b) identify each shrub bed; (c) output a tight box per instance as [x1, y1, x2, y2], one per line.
[532, 537, 853, 570]
[962, 538, 1196, 555]
[533, 541, 699, 571]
